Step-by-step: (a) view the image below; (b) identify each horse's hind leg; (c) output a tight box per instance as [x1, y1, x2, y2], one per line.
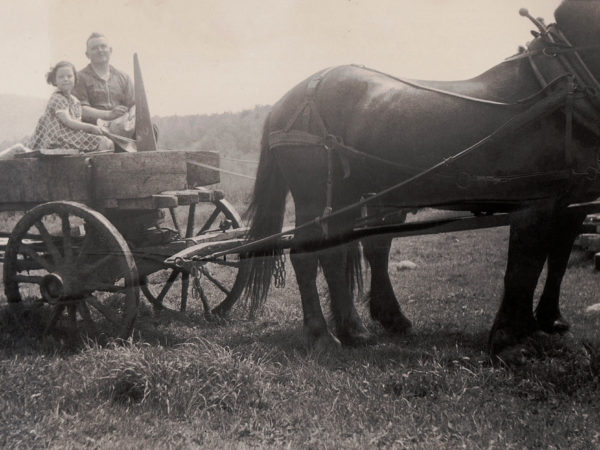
[290, 248, 340, 349]
[319, 243, 372, 346]
[535, 210, 586, 334]
[362, 235, 412, 334]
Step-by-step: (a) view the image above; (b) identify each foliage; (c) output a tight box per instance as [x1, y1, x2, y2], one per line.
[155, 105, 270, 158]
[154, 105, 270, 206]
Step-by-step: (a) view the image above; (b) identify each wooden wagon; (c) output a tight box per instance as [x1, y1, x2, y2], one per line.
[0, 148, 248, 340]
[0, 56, 246, 341]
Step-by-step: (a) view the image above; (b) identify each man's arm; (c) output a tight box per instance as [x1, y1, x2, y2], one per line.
[74, 69, 128, 123]
[81, 105, 128, 123]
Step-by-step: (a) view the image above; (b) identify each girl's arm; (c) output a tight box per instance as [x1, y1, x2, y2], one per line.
[55, 109, 103, 135]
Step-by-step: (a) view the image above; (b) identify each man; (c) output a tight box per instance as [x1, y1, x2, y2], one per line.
[73, 32, 135, 125]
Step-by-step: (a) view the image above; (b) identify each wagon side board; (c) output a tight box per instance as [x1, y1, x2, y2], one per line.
[0, 150, 220, 211]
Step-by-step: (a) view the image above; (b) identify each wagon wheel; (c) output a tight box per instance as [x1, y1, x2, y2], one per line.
[140, 198, 247, 317]
[3, 201, 139, 341]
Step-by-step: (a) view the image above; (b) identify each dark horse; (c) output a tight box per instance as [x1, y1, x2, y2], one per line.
[242, 0, 600, 353]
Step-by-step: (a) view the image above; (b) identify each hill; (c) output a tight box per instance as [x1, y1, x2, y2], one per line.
[154, 105, 271, 204]
[154, 104, 270, 158]
[0, 96, 269, 204]
[0, 94, 270, 159]
[0, 94, 46, 147]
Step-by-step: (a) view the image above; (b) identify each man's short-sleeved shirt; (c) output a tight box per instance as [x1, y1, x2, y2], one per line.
[73, 64, 135, 122]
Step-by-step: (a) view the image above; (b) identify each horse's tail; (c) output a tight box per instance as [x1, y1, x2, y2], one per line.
[243, 112, 289, 316]
[347, 242, 364, 296]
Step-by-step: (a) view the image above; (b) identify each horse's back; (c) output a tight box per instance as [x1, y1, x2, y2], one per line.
[267, 63, 537, 165]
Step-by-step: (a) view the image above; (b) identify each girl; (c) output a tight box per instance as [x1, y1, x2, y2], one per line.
[28, 61, 113, 152]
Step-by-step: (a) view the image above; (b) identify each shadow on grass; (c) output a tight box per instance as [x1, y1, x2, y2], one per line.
[4, 295, 600, 392]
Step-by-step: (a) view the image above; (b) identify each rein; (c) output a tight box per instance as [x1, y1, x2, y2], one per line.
[201, 83, 574, 261]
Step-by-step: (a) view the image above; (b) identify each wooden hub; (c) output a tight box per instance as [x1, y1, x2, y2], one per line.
[40, 273, 65, 303]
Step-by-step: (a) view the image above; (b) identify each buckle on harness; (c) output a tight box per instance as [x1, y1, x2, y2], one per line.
[542, 47, 559, 58]
[573, 166, 600, 182]
[324, 134, 340, 150]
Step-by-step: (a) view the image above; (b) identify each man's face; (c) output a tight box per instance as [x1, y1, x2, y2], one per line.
[86, 36, 112, 64]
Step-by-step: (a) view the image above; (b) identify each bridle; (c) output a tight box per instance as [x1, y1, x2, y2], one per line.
[509, 8, 600, 96]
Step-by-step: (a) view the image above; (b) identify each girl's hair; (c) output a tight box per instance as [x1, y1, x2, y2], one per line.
[46, 61, 77, 86]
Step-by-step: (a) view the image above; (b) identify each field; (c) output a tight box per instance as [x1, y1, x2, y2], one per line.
[1, 205, 600, 448]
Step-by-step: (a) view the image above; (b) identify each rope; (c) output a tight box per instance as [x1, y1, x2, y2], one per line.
[221, 156, 259, 164]
[186, 160, 256, 180]
[357, 66, 572, 107]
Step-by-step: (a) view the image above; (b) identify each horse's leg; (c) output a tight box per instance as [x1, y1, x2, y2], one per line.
[318, 243, 372, 346]
[489, 207, 551, 353]
[289, 187, 342, 349]
[290, 246, 340, 349]
[535, 210, 586, 334]
[362, 235, 412, 334]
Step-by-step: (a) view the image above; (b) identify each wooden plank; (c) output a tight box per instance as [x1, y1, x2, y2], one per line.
[580, 223, 600, 234]
[120, 195, 178, 210]
[151, 194, 179, 209]
[91, 151, 187, 199]
[102, 199, 119, 208]
[161, 189, 200, 205]
[194, 187, 225, 202]
[186, 151, 220, 186]
[40, 148, 80, 156]
[0, 202, 44, 212]
[0, 151, 197, 204]
[0, 156, 90, 203]
[575, 234, 600, 252]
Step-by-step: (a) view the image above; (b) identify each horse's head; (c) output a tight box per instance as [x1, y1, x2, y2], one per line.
[555, 0, 600, 76]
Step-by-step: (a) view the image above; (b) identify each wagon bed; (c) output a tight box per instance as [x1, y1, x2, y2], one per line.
[0, 150, 219, 211]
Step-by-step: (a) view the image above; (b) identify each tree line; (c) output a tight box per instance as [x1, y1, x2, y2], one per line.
[155, 105, 271, 159]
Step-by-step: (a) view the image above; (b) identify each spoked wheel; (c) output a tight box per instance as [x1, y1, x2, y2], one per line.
[141, 197, 247, 317]
[3, 201, 139, 341]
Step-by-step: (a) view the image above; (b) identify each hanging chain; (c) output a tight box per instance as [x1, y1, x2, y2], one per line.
[273, 252, 287, 288]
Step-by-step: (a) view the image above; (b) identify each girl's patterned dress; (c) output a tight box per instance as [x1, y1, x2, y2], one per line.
[29, 91, 103, 152]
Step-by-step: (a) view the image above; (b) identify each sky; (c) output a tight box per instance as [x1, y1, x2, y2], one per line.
[1, 0, 563, 116]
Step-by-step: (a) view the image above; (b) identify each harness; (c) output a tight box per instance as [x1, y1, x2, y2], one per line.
[267, 18, 600, 236]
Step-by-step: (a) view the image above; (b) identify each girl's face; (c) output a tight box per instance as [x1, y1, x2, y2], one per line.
[55, 66, 75, 93]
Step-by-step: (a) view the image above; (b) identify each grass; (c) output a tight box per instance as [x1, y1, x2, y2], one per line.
[1, 212, 600, 448]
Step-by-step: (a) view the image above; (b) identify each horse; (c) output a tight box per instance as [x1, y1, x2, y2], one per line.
[241, 0, 600, 354]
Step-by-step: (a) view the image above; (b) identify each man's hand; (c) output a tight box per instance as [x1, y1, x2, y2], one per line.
[91, 125, 110, 136]
[107, 105, 129, 120]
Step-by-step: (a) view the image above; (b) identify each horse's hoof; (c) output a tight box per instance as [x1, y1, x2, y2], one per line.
[488, 327, 521, 356]
[539, 317, 570, 335]
[304, 328, 341, 352]
[205, 313, 229, 325]
[383, 315, 413, 335]
[369, 301, 412, 335]
[494, 344, 530, 366]
[336, 329, 376, 347]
